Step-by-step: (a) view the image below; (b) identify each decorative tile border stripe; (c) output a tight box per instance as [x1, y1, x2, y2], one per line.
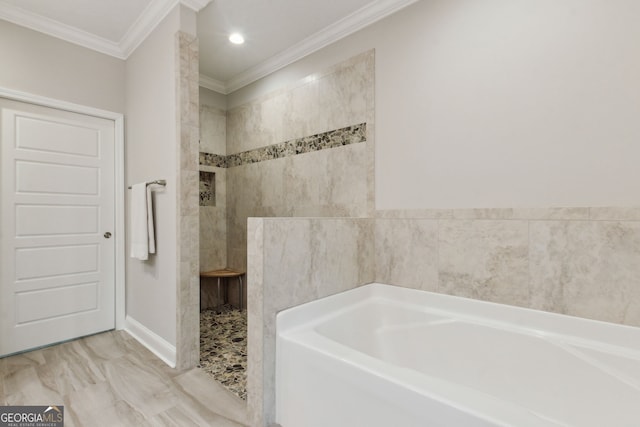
[199, 123, 366, 168]
[199, 152, 227, 168]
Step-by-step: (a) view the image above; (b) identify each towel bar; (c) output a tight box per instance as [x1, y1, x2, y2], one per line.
[127, 180, 166, 189]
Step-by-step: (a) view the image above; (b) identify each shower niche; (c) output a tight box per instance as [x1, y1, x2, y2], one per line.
[199, 171, 215, 206]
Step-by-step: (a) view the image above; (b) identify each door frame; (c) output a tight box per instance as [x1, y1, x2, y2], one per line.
[0, 86, 126, 329]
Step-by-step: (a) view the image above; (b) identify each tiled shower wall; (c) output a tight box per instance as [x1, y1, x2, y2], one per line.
[225, 50, 375, 274]
[199, 104, 227, 271]
[199, 104, 227, 308]
[376, 207, 640, 327]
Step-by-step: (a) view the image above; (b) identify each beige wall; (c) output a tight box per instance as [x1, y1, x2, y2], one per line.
[200, 86, 227, 110]
[0, 20, 125, 113]
[125, 4, 195, 349]
[229, 0, 640, 211]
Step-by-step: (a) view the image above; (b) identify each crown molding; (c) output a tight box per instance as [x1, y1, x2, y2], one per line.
[2, 0, 412, 93]
[180, 0, 212, 12]
[0, 0, 124, 58]
[112, 0, 211, 57]
[0, 0, 211, 60]
[119, 0, 180, 58]
[199, 74, 228, 94]
[224, 0, 419, 93]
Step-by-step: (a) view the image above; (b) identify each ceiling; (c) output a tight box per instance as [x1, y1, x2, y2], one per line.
[0, 0, 417, 94]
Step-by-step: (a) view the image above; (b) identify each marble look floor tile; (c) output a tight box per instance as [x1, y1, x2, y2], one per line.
[4, 365, 63, 406]
[174, 368, 248, 426]
[143, 397, 247, 427]
[1, 349, 46, 376]
[36, 340, 106, 397]
[0, 370, 5, 404]
[103, 355, 177, 419]
[3, 391, 26, 406]
[0, 330, 248, 427]
[72, 399, 146, 427]
[81, 329, 136, 361]
[63, 381, 118, 418]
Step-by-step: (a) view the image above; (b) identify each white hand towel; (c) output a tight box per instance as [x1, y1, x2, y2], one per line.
[130, 182, 156, 260]
[146, 184, 156, 255]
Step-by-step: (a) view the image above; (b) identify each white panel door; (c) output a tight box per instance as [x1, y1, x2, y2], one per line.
[0, 99, 115, 356]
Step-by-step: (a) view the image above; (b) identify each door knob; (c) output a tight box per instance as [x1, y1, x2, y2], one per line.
[104, 232, 112, 238]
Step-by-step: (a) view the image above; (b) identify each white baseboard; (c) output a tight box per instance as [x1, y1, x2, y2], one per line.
[124, 315, 176, 368]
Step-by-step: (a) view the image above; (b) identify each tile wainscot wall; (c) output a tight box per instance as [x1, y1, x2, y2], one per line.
[375, 207, 640, 326]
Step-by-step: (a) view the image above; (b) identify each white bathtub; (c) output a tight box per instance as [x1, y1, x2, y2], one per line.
[275, 283, 640, 427]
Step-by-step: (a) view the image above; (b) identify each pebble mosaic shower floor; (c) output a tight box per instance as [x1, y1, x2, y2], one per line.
[199, 306, 247, 400]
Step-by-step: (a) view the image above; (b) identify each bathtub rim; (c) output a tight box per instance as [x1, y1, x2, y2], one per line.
[277, 282, 640, 357]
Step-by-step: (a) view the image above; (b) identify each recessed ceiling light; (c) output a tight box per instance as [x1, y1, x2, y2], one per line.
[229, 33, 245, 45]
